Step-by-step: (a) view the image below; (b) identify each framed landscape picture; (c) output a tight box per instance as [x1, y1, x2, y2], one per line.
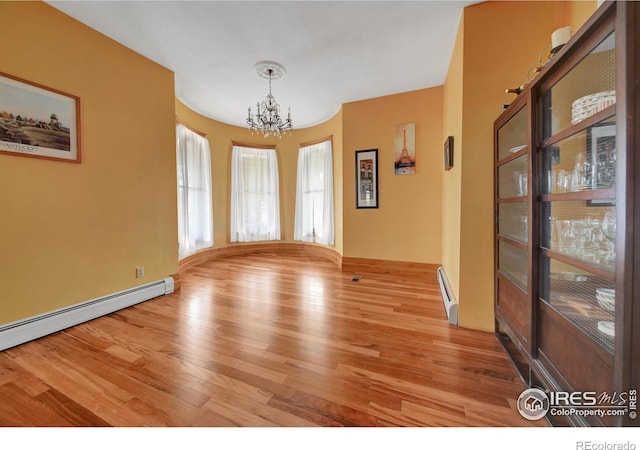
[355, 149, 378, 209]
[0, 72, 80, 163]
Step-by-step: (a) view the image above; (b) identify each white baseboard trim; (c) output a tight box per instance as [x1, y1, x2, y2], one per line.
[0, 277, 175, 352]
[437, 266, 458, 326]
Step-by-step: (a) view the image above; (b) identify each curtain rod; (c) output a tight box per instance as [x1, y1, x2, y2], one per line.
[299, 135, 333, 148]
[176, 117, 207, 138]
[231, 141, 277, 149]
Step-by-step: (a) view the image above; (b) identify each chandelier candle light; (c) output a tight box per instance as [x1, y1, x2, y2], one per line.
[247, 61, 293, 138]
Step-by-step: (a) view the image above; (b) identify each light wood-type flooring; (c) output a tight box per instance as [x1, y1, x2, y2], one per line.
[0, 251, 545, 427]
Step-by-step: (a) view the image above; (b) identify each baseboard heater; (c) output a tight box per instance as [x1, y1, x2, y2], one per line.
[0, 277, 175, 352]
[437, 266, 458, 326]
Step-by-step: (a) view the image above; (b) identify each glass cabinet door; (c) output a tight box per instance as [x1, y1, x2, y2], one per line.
[498, 105, 528, 161]
[540, 32, 615, 141]
[538, 30, 616, 355]
[497, 105, 529, 294]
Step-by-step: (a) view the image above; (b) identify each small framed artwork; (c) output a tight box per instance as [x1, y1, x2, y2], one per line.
[355, 149, 378, 209]
[444, 136, 454, 171]
[588, 124, 615, 189]
[394, 122, 415, 175]
[587, 123, 616, 206]
[0, 71, 80, 163]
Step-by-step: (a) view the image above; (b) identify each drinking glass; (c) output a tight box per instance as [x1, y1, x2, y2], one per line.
[601, 210, 616, 264]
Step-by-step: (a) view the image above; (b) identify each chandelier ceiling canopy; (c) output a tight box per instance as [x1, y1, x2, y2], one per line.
[247, 61, 293, 138]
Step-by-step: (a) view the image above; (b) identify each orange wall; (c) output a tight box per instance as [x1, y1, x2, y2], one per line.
[178, 87, 444, 266]
[442, 14, 465, 302]
[570, 0, 598, 32]
[342, 88, 443, 263]
[443, 0, 598, 331]
[0, 2, 177, 324]
[175, 100, 344, 254]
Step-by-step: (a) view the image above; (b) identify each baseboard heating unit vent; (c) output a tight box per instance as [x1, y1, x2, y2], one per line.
[437, 266, 458, 326]
[0, 277, 175, 352]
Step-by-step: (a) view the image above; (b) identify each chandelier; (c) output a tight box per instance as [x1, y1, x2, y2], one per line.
[247, 61, 293, 138]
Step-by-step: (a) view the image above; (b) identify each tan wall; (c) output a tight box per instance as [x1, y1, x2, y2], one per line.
[442, 14, 465, 302]
[444, 1, 598, 331]
[175, 100, 344, 254]
[342, 88, 443, 263]
[0, 2, 177, 324]
[569, 0, 598, 32]
[179, 87, 442, 265]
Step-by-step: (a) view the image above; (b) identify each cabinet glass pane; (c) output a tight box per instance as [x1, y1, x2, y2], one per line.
[498, 155, 528, 198]
[540, 255, 615, 354]
[497, 106, 527, 160]
[541, 201, 616, 272]
[540, 118, 616, 194]
[498, 240, 527, 291]
[498, 203, 528, 243]
[540, 32, 615, 140]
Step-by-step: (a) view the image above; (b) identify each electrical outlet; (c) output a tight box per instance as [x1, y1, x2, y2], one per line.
[136, 267, 144, 278]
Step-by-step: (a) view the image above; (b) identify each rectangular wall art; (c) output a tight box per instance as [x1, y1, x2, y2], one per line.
[355, 149, 378, 208]
[0, 72, 80, 163]
[444, 135, 454, 171]
[394, 122, 415, 175]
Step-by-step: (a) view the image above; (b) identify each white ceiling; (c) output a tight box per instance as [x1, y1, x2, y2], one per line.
[47, 1, 478, 128]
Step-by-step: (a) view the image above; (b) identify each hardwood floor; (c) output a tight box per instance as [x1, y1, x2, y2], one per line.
[0, 251, 544, 427]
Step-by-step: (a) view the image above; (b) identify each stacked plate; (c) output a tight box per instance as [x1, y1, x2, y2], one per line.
[571, 91, 616, 125]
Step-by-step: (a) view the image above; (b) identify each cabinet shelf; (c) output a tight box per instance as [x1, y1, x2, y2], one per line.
[497, 146, 528, 166]
[497, 196, 528, 203]
[541, 247, 615, 283]
[541, 105, 615, 148]
[498, 234, 527, 250]
[538, 187, 615, 202]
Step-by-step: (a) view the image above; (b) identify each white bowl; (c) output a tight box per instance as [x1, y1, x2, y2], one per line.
[596, 288, 615, 312]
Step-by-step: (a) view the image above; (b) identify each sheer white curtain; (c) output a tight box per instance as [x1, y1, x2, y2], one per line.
[230, 145, 281, 242]
[176, 124, 213, 259]
[294, 139, 334, 245]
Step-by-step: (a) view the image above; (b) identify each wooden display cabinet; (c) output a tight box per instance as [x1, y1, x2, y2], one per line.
[494, 1, 638, 426]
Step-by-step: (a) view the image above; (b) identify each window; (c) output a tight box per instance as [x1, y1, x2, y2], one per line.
[176, 124, 213, 259]
[230, 145, 281, 242]
[294, 139, 334, 245]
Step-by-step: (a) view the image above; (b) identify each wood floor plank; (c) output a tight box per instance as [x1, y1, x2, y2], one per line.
[33, 388, 112, 427]
[0, 383, 76, 427]
[0, 250, 541, 427]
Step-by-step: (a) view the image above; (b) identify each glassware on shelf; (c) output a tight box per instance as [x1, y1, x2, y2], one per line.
[575, 217, 601, 262]
[513, 170, 528, 197]
[572, 152, 592, 191]
[498, 156, 528, 198]
[548, 214, 615, 268]
[601, 210, 616, 264]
